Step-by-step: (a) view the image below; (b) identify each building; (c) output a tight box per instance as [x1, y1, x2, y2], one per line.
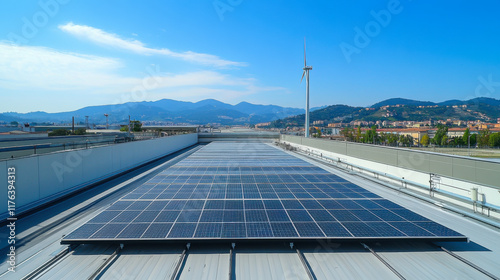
[3, 134, 500, 279]
[255, 122, 271, 128]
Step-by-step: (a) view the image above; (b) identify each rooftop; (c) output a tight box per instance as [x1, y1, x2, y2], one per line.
[1, 141, 499, 279]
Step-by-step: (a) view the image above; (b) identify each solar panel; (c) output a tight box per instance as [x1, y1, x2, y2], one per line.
[62, 142, 466, 244]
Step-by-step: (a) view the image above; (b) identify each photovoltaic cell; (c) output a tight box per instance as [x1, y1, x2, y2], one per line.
[195, 223, 222, 238]
[246, 223, 273, 237]
[62, 142, 466, 244]
[142, 223, 172, 238]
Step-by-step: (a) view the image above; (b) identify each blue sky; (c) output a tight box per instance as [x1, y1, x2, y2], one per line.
[1, 0, 500, 113]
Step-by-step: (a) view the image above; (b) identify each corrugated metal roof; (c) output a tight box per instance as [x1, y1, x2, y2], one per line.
[99, 245, 182, 280]
[179, 247, 229, 280]
[303, 244, 400, 280]
[234, 247, 308, 280]
[2, 143, 500, 280]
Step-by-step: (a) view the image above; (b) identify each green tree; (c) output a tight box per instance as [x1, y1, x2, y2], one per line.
[398, 135, 414, 147]
[432, 124, 448, 146]
[74, 128, 86, 135]
[488, 132, 500, 147]
[387, 134, 398, 146]
[371, 125, 378, 144]
[48, 129, 69, 136]
[313, 128, 322, 138]
[463, 128, 471, 146]
[441, 135, 448, 146]
[379, 132, 388, 145]
[478, 129, 490, 148]
[120, 126, 129, 132]
[356, 127, 361, 142]
[131, 120, 142, 132]
[470, 134, 477, 147]
[420, 134, 430, 147]
[341, 127, 354, 141]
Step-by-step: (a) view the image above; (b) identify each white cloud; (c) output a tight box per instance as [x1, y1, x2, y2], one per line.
[58, 22, 246, 68]
[0, 42, 284, 112]
[0, 42, 126, 91]
[0, 43, 248, 91]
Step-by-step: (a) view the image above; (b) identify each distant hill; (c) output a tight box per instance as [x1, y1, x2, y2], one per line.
[371, 98, 436, 108]
[271, 105, 363, 127]
[270, 97, 500, 128]
[5, 97, 499, 127]
[1, 99, 304, 125]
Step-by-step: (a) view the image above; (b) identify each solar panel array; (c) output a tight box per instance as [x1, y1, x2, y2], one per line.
[62, 142, 466, 243]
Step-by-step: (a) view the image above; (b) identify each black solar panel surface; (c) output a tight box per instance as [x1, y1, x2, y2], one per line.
[63, 142, 466, 243]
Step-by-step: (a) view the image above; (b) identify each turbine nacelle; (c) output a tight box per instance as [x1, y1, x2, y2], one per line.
[301, 38, 312, 138]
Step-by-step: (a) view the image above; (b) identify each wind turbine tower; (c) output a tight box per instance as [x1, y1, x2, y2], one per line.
[104, 114, 109, 129]
[301, 38, 313, 138]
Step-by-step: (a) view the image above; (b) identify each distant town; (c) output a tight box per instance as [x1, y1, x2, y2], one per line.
[255, 104, 500, 148]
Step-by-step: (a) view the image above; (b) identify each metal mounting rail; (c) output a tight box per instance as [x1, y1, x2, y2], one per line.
[228, 243, 235, 280]
[171, 243, 190, 280]
[21, 245, 78, 280]
[295, 247, 316, 280]
[361, 243, 406, 280]
[436, 244, 499, 280]
[87, 244, 123, 280]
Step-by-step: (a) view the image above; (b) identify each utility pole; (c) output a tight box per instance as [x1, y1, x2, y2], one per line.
[85, 116, 89, 129]
[104, 114, 109, 129]
[72, 116, 75, 134]
[468, 134, 471, 156]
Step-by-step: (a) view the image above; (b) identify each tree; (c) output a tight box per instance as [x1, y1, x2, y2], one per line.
[432, 124, 448, 146]
[478, 129, 490, 148]
[341, 127, 354, 141]
[371, 125, 378, 144]
[74, 128, 86, 135]
[48, 129, 69, 136]
[489, 132, 500, 147]
[470, 134, 477, 147]
[463, 128, 471, 146]
[120, 126, 129, 132]
[407, 135, 414, 146]
[441, 135, 448, 146]
[356, 127, 361, 142]
[420, 134, 430, 147]
[398, 134, 414, 147]
[131, 120, 142, 132]
[387, 134, 398, 146]
[10, 121, 18, 126]
[313, 128, 322, 138]
[379, 132, 388, 145]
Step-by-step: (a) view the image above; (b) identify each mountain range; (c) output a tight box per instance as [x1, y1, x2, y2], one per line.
[0, 99, 305, 125]
[2, 97, 499, 126]
[271, 97, 500, 128]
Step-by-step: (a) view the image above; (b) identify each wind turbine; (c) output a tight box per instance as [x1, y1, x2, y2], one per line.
[301, 38, 313, 138]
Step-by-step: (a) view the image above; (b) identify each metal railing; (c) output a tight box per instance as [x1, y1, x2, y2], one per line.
[292, 145, 500, 214]
[0, 134, 167, 160]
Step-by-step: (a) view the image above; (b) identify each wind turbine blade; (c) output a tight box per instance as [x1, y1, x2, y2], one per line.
[304, 37, 307, 67]
[301, 70, 305, 83]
